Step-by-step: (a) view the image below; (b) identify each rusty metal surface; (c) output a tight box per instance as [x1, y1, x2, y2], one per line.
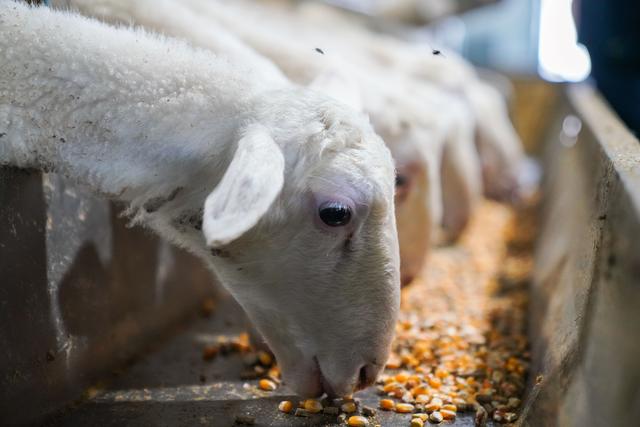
[0, 168, 216, 426]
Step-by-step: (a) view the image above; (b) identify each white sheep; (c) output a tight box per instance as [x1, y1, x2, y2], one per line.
[177, 0, 484, 275]
[215, 0, 523, 223]
[54, 0, 443, 285]
[292, 0, 526, 201]
[0, 1, 400, 397]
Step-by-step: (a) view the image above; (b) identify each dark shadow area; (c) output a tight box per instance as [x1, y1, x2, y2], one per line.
[0, 167, 60, 425]
[59, 244, 111, 336]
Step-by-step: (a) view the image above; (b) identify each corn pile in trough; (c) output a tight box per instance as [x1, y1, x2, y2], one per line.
[374, 199, 534, 426]
[204, 199, 535, 426]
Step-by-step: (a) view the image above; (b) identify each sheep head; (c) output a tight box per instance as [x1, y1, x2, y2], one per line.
[202, 89, 400, 397]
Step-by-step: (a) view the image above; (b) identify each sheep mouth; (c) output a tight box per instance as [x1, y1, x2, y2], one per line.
[313, 356, 338, 398]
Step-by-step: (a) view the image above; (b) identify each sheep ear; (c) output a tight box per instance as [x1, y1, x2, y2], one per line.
[203, 125, 284, 247]
[309, 68, 363, 112]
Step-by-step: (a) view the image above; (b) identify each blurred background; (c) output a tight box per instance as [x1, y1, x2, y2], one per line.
[317, 0, 639, 135]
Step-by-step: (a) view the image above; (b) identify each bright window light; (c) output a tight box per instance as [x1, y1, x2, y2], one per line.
[538, 0, 591, 82]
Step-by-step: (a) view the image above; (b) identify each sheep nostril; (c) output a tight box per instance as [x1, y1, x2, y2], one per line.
[356, 364, 374, 390]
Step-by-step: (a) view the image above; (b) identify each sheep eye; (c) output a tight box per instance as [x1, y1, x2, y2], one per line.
[395, 173, 408, 187]
[319, 201, 352, 226]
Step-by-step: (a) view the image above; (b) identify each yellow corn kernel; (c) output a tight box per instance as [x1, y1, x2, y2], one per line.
[341, 401, 357, 413]
[257, 351, 273, 366]
[258, 378, 276, 391]
[379, 399, 395, 411]
[428, 377, 442, 389]
[401, 354, 419, 367]
[415, 394, 431, 404]
[409, 375, 422, 384]
[391, 387, 404, 399]
[268, 366, 280, 379]
[278, 401, 293, 413]
[453, 398, 468, 408]
[395, 372, 409, 383]
[347, 415, 369, 427]
[442, 404, 457, 412]
[410, 386, 428, 397]
[395, 403, 415, 413]
[386, 356, 402, 370]
[232, 333, 251, 352]
[429, 411, 444, 423]
[412, 413, 428, 421]
[425, 397, 443, 413]
[410, 418, 424, 427]
[441, 409, 456, 420]
[303, 399, 323, 414]
[383, 383, 398, 393]
[435, 368, 449, 379]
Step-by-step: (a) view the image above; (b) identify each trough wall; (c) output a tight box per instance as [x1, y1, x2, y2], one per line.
[0, 169, 216, 425]
[522, 84, 640, 426]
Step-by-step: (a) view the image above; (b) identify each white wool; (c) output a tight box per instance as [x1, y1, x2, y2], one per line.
[181, 0, 484, 269]
[0, 1, 400, 397]
[55, 0, 439, 282]
[255, 0, 524, 201]
[50, 0, 287, 87]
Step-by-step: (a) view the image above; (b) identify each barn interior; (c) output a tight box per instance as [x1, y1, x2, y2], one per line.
[1, 1, 639, 426]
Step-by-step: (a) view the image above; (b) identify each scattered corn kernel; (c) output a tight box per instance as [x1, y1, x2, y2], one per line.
[441, 409, 456, 420]
[429, 411, 444, 424]
[410, 418, 424, 427]
[395, 403, 415, 413]
[383, 383, 398, 393]
[379, 399, 395, 411]
[347, 415, 369, 427]
[257, 351, 273, 366]
[267, 367, 280, 379]
[341, 401, 357, 413]
[278, 401, 293, 413]
[232, 333, 251, 352]
[258, 379, 276, 391]
[410, 386, 428, 397]
[435, 368, 449, 379]
[401, 391, 414, 403]
[412, 413, 428, 421]
[427, 377, 442, 389]
[303, 399, 323, 414]
[395, 372, 409, 383]
[442, 404, 457, 412]
[386, 355, 401, 369]
[425, 397, 443, 413]
[415, 394, 430, 404]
